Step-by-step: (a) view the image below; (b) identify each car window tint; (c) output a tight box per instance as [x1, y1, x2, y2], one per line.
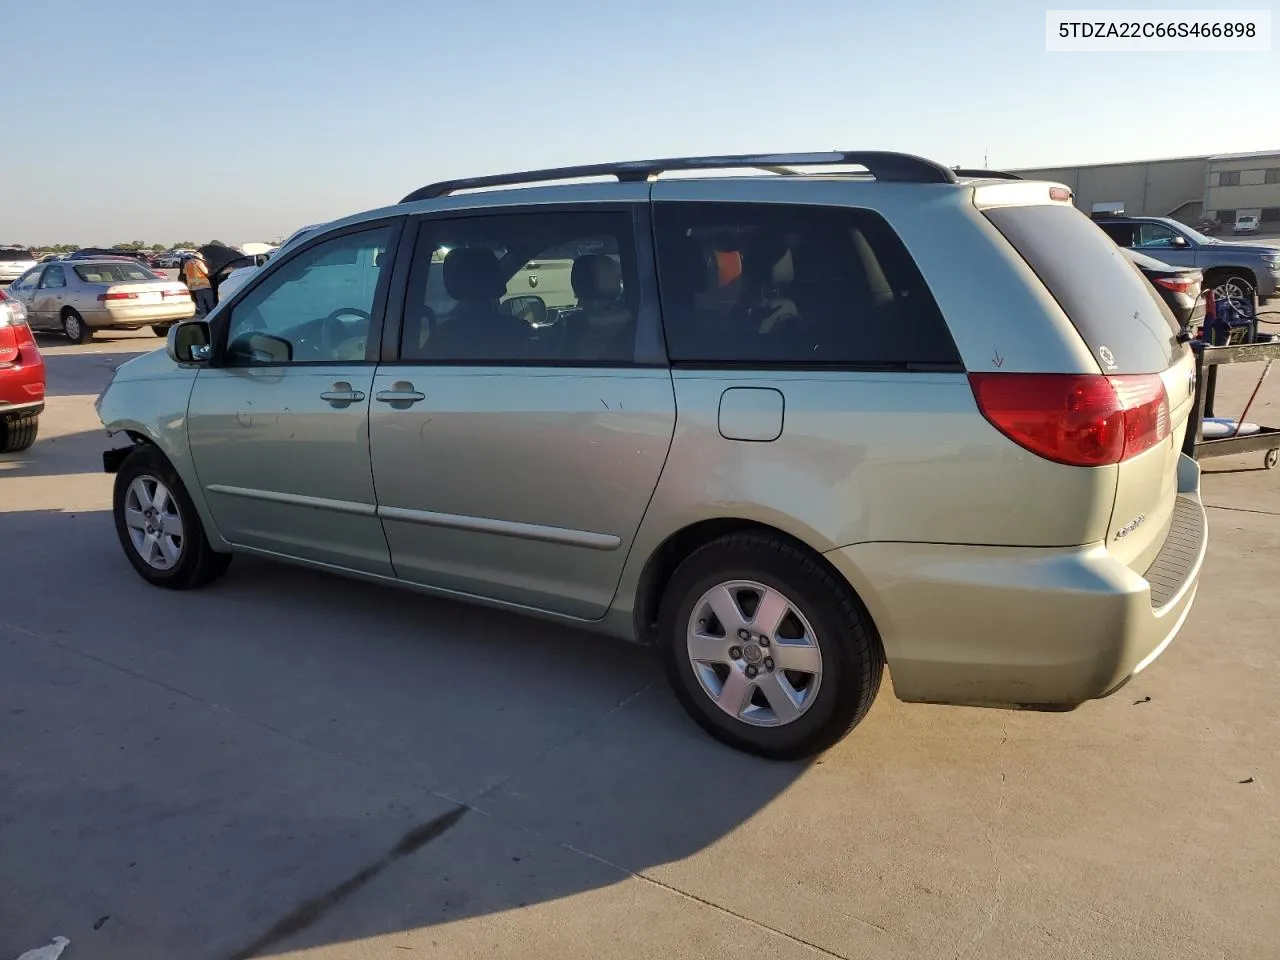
[1097, 222, 1135, 246]
[653, 202, 959, 368]
[401, 210, 637, 364]
[985, 204, 1181, 375]
[223, 226, 392, 365]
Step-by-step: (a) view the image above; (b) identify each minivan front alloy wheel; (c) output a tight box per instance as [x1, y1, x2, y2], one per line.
[123, 475, 185, 571]
[112, 445, 232, 589]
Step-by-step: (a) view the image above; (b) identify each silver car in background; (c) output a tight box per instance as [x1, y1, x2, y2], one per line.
[5, 259, 194, 342]
[0, 247, 38, 284]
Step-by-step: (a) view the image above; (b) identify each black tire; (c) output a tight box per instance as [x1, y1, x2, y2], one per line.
[61, 308, 93, 344]
[112, 444, 232, 589]
[0, 414, 39, 453]
[150, 324, 172, 338]
[656, 532, 883, 760]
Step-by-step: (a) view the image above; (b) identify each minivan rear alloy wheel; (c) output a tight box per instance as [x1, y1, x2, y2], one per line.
[61, 308, 92, 344]
[657, 532, 883, 760]
[113, 445, 232, 589]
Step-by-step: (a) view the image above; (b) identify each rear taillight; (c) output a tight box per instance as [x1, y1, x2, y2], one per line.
[162, 289, 190, 299]
[98, 291, 139, 301]
[0, 291, 26, 364]
[1155, 276, 1200, 295]
[969, 373, 1170, 467]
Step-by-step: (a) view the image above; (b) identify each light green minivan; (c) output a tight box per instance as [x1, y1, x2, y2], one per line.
[97, 152, 1207, 758]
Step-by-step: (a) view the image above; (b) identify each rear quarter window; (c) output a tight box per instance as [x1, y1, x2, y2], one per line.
[653, 201, 961, 368]
[984, 204, 1183, 374]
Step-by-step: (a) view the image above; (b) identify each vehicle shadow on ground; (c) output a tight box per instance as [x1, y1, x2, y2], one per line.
[35, 345, 158, 398]
[0, 427, 111, 478]
[0, 507, 809, 959]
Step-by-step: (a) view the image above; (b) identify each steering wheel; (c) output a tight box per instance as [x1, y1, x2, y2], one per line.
[320, 307, 372, 359]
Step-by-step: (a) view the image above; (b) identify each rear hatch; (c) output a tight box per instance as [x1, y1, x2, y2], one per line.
[981, 202, 1194, 576]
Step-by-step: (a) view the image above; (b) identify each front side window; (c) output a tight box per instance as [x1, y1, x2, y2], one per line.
[1134, 223, 1181, 248]
[653, 202, 959, 367]
[39, 266, 66, 289]
[402, 210, 638, 364]
[223, 225, 392, 364]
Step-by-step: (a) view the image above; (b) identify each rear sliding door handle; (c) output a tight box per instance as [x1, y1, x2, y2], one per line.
[375, 381, 426, 406]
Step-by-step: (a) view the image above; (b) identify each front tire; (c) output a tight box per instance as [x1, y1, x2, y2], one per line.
[0, 414, 39, 453]
[113, 445, 232, 589]
[1211, 274, 1255, 314]
[62, 308, 93, 344]
[657, 532, 883, 760]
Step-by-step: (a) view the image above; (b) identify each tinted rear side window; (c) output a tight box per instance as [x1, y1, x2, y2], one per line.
[653, 202, 960, 368]
[0, 249, 33, 261]
[985, 204, 1182, 374]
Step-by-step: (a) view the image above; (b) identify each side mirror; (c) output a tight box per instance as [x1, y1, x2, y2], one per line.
[502, 295, 548, 327]
[167, 320, 211, 364]
[227, 332, 292, 364]
[1172, 235, 1189, 248]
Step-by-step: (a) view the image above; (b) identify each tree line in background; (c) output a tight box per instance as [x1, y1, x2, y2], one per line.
[32, 241, 211, 254]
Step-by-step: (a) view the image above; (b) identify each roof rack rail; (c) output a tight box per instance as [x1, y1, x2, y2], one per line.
[400, 150, 958, 202]
[951, 168, 1023, 180]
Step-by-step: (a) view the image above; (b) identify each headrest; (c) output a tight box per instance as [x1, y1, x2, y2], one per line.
[443, 247, 504, 300]
[742, 235, 794, 286]
[571, 254, 622, 302]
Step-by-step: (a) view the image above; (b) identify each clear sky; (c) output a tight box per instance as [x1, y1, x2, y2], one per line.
[4, 0, 1277, 246]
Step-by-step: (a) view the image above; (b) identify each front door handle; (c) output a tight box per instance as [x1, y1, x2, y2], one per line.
[320, 381, 366, 407]
[375, 381, 426, 407]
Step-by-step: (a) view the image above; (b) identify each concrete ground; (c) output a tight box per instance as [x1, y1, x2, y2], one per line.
[2, 329, 1279, 960]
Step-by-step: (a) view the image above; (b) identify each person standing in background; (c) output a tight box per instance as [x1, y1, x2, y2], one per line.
[183, 251, 215, 318]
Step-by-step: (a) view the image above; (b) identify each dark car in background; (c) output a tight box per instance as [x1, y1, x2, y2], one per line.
[1123, 248, 1205, 330]
[1095, 214, 1280, 306]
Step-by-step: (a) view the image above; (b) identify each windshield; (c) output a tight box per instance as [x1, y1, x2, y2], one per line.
[74, 262, 156, 283]
[0, 249, 34, 262]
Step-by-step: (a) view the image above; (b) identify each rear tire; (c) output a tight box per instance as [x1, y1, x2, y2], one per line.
[0, 414, 38, 453]
[112, 444, 232, 589]
[150, 324, 172, 338]
[62, 308, 93, 344]
[656, 532, 883, 760]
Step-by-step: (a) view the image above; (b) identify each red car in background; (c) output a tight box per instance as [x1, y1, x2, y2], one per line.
[0, 287, 44, 452]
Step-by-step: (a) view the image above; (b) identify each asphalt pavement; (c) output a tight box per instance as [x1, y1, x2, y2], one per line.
[2, 330, 1279, 960]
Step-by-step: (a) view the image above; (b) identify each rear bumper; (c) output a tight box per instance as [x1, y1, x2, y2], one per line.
[86, 302, 196, 328]
[0, 400, 45, 421]
[825, 453, 1207, 709]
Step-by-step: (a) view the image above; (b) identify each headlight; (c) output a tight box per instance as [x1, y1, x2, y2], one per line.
[1262, 254, 1280, 267]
